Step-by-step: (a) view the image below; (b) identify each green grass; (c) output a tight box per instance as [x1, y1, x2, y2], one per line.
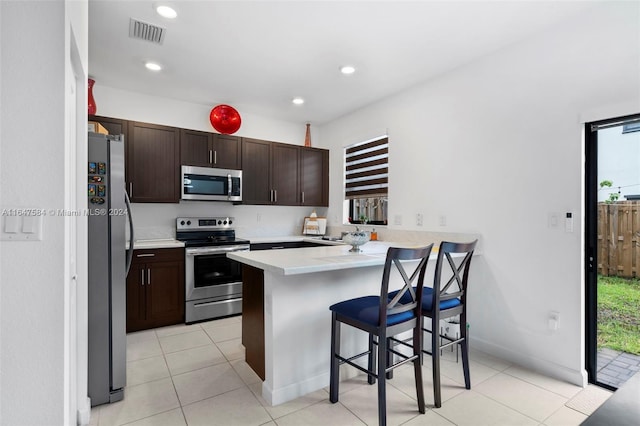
[598, 275, 640, 355]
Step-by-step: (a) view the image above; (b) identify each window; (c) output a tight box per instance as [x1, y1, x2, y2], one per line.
[344, 137, 388, 225]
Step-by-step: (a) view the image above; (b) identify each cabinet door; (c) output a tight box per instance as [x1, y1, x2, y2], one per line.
[181, 129, 212, 167]
[271, 143, 299, 205]
[212, 134, 241, 169]
[89, 115, 127, 137]
[145, 260, 185, 328]
[127, 122, 180, 203]
[300, 147, 329, 207]
[126, 263, 147, 333]
[241, 138, 272, 204]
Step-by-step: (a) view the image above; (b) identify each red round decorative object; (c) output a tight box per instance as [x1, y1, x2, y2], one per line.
[209, 104, 241, 134]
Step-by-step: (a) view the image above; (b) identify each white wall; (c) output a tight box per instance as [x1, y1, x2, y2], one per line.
[598, 126, 640, 202]
[322, 2, 640, 385]
[93, 86, 327, 239]
[1, 1, 88, 424]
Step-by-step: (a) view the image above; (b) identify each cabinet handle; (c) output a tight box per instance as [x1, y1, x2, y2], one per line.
[147, 268, 151, 285]
[301, 191, 305, 204]
[136, 253, 155, 257]
[129, 182, 133, 197]
[274, 189, 277, 203]
[209, 150, 213, 164]
[269, 190, 273, 203]
[141, 269, 145, 286]
[214, 151, 217, 165]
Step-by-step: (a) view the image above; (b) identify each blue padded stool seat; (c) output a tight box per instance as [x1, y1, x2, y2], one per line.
[330, 296, 416, 327]
[389, 287, 461, 312]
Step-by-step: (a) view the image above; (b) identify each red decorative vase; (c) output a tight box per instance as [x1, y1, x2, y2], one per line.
[88, 78, 97, 115]
[304, 123, 311, 147]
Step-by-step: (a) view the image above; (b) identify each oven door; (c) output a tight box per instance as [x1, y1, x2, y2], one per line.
[185, 245, 248, 301]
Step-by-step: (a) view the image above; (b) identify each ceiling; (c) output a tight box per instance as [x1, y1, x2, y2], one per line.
[88, 0, 596, 126]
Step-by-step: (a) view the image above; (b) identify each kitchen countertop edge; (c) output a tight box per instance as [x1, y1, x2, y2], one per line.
[126, 239, 185, 250]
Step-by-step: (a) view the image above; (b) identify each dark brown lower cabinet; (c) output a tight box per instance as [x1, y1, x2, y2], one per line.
[241, 265, 265, 380]
[126, 248, 185, 332]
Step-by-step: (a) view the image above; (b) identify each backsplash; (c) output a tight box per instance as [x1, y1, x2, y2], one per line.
[128, 202, 328, 241]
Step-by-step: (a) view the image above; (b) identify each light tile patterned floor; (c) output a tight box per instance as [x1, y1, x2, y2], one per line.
[90, 316, 612, 426]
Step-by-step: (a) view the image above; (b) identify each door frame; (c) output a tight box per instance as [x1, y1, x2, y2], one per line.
[584, 113, 640, 389]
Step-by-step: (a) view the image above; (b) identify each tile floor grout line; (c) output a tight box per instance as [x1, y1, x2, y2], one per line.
[162, 346, 189, 426]
[500, 367, 580, 400]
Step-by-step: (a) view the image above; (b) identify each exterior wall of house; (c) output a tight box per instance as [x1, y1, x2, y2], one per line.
[321, 1, 640, 385]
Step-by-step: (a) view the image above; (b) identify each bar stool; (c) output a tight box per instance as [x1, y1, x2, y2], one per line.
[425, 240, 477, 407]
[329, 245, 433, 426]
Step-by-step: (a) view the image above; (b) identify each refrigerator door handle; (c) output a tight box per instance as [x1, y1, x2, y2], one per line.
[125, 190, 135, 276]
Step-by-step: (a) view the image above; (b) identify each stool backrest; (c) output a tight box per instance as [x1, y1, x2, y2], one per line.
[379, 245, 433, 325]
[433, 240, 478, 307]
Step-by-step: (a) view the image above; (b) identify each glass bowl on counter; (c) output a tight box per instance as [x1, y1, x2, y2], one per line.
[342, 228, 371, 252]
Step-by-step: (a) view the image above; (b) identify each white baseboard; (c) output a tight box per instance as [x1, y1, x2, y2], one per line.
[77, 397, 91, 426]
[470, 336, 588, 387]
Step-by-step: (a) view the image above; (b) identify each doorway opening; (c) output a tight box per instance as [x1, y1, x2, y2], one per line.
[585, 113, 640, 390]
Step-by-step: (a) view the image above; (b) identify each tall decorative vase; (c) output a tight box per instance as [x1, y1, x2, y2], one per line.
[304, 123, 311, 147]
[88, 78, 97, 115]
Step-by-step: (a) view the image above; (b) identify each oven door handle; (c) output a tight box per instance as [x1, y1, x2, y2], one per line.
[185, 246, 249, 256]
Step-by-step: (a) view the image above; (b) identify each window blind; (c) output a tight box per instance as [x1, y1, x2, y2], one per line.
[345, 137, 388, 199]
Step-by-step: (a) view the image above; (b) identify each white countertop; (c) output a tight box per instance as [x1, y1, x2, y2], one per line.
[228, 241, 433, 275]
[244, 235, 344, 246]
[126, 239, 185, 250]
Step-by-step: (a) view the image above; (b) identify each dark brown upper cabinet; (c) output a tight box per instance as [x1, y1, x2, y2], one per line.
[241, 138, 272, 204]
[127, 121, 180, 203]
[300, 147, 329, 207]
[271, 142, 300, 205]
[89, 115, 127, 138]
[181, 129, 241, 170]
[241, 139, 329, 206]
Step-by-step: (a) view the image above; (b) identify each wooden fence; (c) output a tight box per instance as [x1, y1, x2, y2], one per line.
[598, 201, 640, 278]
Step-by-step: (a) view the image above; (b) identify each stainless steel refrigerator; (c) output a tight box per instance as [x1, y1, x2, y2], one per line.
[88, 132, 134, 406]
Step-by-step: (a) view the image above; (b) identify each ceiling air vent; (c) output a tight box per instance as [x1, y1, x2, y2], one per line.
[129, 18, 166, 45]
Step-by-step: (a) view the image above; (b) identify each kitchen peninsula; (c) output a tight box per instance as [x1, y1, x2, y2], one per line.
[228, 241, 440, 406]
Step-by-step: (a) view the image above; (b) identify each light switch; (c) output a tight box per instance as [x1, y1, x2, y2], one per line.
[4, 216, 20, 233]
[22, 216, 42, 240]
[1, 210, 44, 241]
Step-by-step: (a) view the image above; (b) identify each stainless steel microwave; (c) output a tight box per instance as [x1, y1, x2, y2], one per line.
[181, 165, 242, 202]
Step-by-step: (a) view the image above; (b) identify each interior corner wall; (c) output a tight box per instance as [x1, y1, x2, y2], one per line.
[0, 1, 69, 424]
[320, 2, 640, 385]
[92, 86, 327, 239]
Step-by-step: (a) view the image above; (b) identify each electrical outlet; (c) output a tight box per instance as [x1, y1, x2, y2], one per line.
[394, 215, 402, 225]
[548, 311, 560, 331]
[439, 215, 446, 226]
[256, 213, 261, 222]
[416, 213, 423, 226]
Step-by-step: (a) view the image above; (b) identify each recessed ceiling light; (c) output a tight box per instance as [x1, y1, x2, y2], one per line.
[155, 4, 177, 19]
[145, 61, 162, 71]
[292, 97, 305, 105]
[340, 65, 356, 75]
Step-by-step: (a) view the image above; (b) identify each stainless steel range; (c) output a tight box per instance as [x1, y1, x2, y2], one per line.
[176, 217, 249, 323]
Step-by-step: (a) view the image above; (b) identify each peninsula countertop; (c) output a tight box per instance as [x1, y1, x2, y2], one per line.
[227, 241, 431, 275]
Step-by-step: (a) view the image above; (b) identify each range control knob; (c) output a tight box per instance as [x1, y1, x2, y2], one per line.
[228, 220, 233, 225]
[186, 220, 191, 226]
[223, 220, 228, 225]
[180, 220, 185, 226]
